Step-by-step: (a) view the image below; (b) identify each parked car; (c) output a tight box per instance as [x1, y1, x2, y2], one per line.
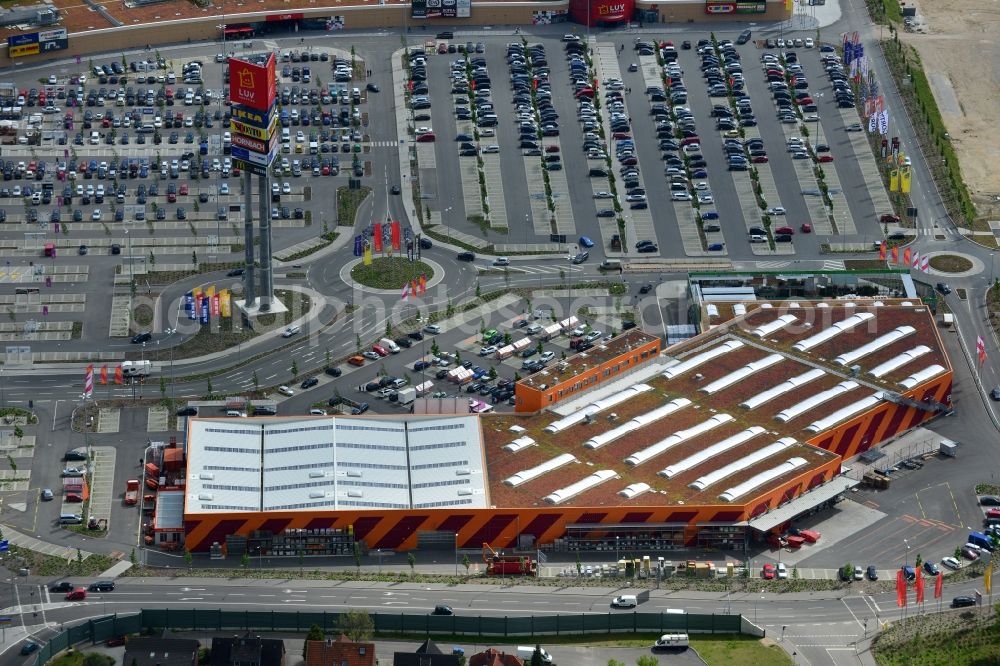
[866, 565, 878, 581]
[952, 595, 976, 608]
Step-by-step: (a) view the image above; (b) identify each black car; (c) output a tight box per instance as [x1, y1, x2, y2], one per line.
[227, 268, 245, 277]
[64, 449, 88, 461]
[981, 495, 1000, 506]
[88, 581, 115, 592]
[131, 331, 152, 344]
[324, 366, 342, 378]
[49, 581, 74, 593]
[952, 595, 976, 608]
[456, 251, 475, 261]
[936, 282, 952, 294]
[408, 331, 424, 341]
[639, 284, 653, 294]
[176, 406, 198, 417]
[432, 604, 454, 615]
[736, 29, 752, 45]
[300, 377, 319, 389]
[20, 642, 40, 656]
[866, 565, 878, 581]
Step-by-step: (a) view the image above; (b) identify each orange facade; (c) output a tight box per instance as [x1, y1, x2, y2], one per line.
[514, 335, 662, 413]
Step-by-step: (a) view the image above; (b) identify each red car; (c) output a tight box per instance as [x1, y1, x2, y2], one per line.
[800, 223, 813, 233]
[416, 132, 436, 143]
[775, 226, 795, 235]
[880, 213, 900, 224]
[762, 564, 776, 580]
[65, 587, 87, 601]
[817, 155, 834, 163]
[179, 184, 189, 195]
[752, 156, 769, 163]
[65, 493, 83, 503]
[167, 192, 177, 203]
[372, 345, 390, 357]
[986, 509, 1000, 519]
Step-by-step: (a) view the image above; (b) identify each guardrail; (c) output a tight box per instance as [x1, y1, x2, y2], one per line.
[32, 609, 749, 665]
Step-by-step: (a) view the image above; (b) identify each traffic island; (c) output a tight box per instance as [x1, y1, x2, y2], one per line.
[928, 254, 973, 273]
[350, 257, 434, 290]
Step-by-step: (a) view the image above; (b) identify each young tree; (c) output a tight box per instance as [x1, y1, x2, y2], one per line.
[183, 549, 193, 570]
[608, 660, 626, 666]
[575, 553, 582, 575]
[130, 548, 137, 566]
[205, 377, 213, 397]
[291, 359, 299, 377]
[303, 624, 325, 660]
[298, 549, 305, 576]
[407, 551, 416, 574]
[241, 551, 250, 571]
[336, 610, 375, 642]
[462, 554, 471, 574]
[636, 657, 659, 666]
[252, 371, 259, 391]
[431, 341, 441, 357]
[531, 646, 544, 666]
[325, 348, 332, 368]
[159, 376, 167, 397]
[488, 366, 497, 380]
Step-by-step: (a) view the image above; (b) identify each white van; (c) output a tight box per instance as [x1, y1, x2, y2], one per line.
[515, 647, 552, 665]
[526, 323, 543, 335]
[379, 337, 401, 354]
[611, 594, 637, 608]
[600, 259, 622, 270]
[654, 634, 689, 648]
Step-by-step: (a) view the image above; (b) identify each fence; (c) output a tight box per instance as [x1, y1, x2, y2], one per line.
[32, 609, 746, 665]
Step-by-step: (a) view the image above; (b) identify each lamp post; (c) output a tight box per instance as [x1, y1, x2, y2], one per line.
[904, 538, 910, 568]
[990, 253, 995, 286]
[755, 590, 764, 624]
[454, 533, 459, 575]
[615, 535, 620, 562]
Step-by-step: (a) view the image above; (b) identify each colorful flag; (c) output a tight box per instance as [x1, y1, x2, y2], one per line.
[891, 246, 899, 264]
[206, 285, 216, 299]
[84, 364, 94, 398]
[915, 569, 925, 604]
[419, 274, 427, 294]
[977, 335, 987, 365]
[220, 290, 232, 318]
[115, 365, 124, 385]
[391, 220, 401, 251]
[921, 255, 930, 272]
[985, 560, 993, 596]
[401, 282, 409, 301]
[903, 247, 911, 266]
[373, 223, 383, 253]
[911, 250, 920, 270]
[100, 365, 108, 385]
[896, 569, 907, 607]
[411, 279, 418, 297]
[869, 112, 878, 134]
[211, 293, 221, 317]
[890, 169, 900, 192]
[934, 571, 943, 599]
[879, 109, 889, 135]
[363, 242, 372, 266]
[879, 241, 887, 261]
[900, 167, 912, 194]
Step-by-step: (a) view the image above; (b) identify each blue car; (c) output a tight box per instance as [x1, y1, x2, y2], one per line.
[579, 235, 594, 248]
[707, 242, 725, 251]
[692, 168, 708, 179]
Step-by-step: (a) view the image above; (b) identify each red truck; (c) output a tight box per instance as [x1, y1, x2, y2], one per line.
[124, 479, 139, 505]
[785, 535, 806, 549]
[799, 529, 821, 543]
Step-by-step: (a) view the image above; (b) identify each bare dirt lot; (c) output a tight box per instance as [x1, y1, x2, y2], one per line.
[899, 0, 1000, 213]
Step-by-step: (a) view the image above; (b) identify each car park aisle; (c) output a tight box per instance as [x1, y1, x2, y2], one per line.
[836, 107, 895, 223]
[593, 45, 658, 252]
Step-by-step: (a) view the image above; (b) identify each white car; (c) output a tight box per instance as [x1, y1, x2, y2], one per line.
[593, 191, 613, 199]
[585, 330, 603, 342]
[539, 351, 555, 362]
[776, 562, 788, 579]
[804, 37, 815, 48]
[61, 467, 87, 477]
[625, 194, 647, 203]
[481, 145, 500, 154]
[282, 182, 291, 194]
[671, 192, 692, 201]
[570, 325, 587, 336]
[282, 325, 301, 338]
[220, 183, 229, 195]
[767, 207, 786, 216]
[423, 324, 441, 334]
[91, 209, 101, 221]
[362, 350, 381, 360]
[492, 257, 510, 266]
[416, 126, 433, 135]
[277, 385, 294, 397]
[694, 181, 709, 191]
[941, 556, 961, 570]
[698, 193, 714, 204]
[479, 345, 498, 356]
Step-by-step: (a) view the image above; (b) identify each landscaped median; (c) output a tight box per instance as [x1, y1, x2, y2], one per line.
[351, 257, 434, 290]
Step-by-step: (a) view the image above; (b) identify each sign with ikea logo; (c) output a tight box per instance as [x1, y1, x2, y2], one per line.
[230, 103, 276, 130]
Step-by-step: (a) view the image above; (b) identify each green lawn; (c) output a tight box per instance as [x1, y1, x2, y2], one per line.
[691, 635, 793, 666]
[874, 616, 1000, 666]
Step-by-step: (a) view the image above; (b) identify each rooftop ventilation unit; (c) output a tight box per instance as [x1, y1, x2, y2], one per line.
[792, 312, 876, 352]
[584, 398, 691, 450]
[659, 426, 766, 478]
[504, 436, 536, 452]
[718, 457, 808, 502]
[198, 493, 213, 501]
[663, 340, 743, 379]
[700, 354, 782, 394]
[740, 368, 826, 410]
[689, 437, 797, 490]
[625, 413, 734, 466]
[309, 471, 325, 478]
[543, 384, 652, 433]
[619, 482, 652, 499]
[751, 314, 797, 338]
[775, 381, 858, 422]
[868, 345, 932, 378]
[504, 453, 577, 487]
[544, 469, 618, 505]
[833, 325, 915, 366]
[199, 473, 214, 480]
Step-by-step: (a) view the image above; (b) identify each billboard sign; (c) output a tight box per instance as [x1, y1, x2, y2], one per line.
[41, 39, 68, 52]
[231, 144, 277, 167]
[228, 54, 276, 112]
[230, 113, 279, 142]
[412, 0, 427, 18]
[232, 158, 270, 176]
[230, 103, 276, 130]
[735, 1, 767, 12]
[38, 28, 68, 42]
[8, 33, 39, 47]
[231, 131, 277, 154]
[9, 43, 40, 58]
[705, 2, 737, 13]
[412, 0, 470, 18]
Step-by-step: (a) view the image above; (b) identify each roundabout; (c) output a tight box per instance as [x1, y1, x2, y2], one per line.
[343, 256, 445, 294]
[920, 251, 984, 278]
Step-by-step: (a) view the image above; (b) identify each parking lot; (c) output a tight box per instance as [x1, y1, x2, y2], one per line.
[405, 32, 892, 262]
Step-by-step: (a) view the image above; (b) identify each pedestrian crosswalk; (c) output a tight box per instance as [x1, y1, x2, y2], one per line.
[756, 259, 846, 271]
[367, 140, 399, 148]
[481, 264, 584, 275]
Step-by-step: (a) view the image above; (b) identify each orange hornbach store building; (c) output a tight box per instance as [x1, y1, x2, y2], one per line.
[181, 302, 952, 555]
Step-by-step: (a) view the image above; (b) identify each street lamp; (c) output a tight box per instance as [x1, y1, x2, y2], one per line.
[904, 539, 911, 568]
[454, 533, 459, 575]
[615, 535, 620, 562]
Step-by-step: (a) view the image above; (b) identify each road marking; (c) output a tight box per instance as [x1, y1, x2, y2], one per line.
[178, 597, 203, 601]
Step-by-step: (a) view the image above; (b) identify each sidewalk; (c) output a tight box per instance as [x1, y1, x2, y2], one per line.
[1, 525, 94, 561]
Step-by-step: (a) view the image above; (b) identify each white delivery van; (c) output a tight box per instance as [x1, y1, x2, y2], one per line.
[515, 647, 552, 665]
[379, 337, 401, 354]
[611, 594, 637, 608]
[654, 634, 689, 648]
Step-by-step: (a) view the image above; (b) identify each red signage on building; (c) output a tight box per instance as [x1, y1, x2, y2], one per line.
[230, 131, 276, 154]
[266, 13, 304, 21]
[228, 53, 276, 112]
[569, 0, 634, 26]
